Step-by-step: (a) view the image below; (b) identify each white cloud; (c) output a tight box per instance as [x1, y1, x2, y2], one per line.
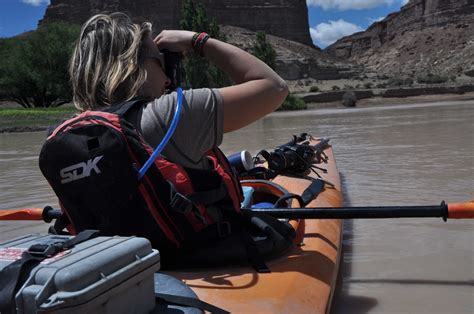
[400, 0, 410, 5]
[310, 19, 364, 47]
[307, 0, 396, 10]
[367, 16, 385, 24]
[21, 0, 50, 6]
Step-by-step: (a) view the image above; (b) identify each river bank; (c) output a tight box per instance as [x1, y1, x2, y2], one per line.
[306, 91, 474, 109]
[1, 92, 474, 133]
[0, 106, 76, 133]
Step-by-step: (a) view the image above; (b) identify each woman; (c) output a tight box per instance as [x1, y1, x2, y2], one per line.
[59, 13, 292, 266]
[69, 12, 288, 169]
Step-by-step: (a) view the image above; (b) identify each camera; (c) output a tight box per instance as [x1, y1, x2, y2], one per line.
[161, 49, 183, 90]
[268, 145, 314, 173]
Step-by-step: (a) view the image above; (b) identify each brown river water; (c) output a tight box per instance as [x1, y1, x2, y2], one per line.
[1, 99, 473, 313]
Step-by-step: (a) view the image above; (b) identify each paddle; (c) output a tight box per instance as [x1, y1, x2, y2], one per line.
[1, 201, 473, 222]
[246, 201, 474, 220]
[0, 206, 60, 222]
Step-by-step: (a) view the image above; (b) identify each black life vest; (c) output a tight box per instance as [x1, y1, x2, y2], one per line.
[39, 99, 243, 254]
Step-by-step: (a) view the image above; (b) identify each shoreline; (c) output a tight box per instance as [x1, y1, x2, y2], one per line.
[0, 126, 49, 133]
[1, 93, 473, 133]
[306, 92, 474, 110]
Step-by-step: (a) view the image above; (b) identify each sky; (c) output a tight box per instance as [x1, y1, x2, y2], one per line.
[0, 0, 410, 48]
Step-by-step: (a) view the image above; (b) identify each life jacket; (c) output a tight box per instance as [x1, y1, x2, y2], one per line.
[38, 98, 243, 255]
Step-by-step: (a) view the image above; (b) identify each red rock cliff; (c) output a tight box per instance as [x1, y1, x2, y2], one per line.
[40, 0, 313, 46]
[326, 0, 474, 76]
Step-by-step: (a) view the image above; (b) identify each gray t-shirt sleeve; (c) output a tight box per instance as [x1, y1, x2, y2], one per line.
[139, 88, 224, 169]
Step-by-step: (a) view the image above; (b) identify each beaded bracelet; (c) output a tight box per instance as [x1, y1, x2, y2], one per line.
[191, 32, 210, 56]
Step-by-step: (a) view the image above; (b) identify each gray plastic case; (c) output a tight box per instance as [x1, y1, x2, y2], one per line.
[0, 234, 160, 314]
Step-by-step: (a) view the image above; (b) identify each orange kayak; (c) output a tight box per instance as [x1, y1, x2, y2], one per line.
[166, 138, 343, 313]
[0, 137, 342, 313]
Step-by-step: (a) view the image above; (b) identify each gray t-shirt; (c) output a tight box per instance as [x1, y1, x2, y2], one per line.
[136, 88, 224, 169]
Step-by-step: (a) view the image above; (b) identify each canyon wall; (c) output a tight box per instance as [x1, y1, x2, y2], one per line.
[41, 0, 313, 46]
[326, 0, 474, 76]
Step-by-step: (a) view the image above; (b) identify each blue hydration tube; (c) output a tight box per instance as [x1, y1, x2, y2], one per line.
[138, 87, 183, 179]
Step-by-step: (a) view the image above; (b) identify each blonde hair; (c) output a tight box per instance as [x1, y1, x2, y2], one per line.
[69, 12, 151, 110]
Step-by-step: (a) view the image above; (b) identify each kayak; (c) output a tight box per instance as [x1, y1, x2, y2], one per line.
[0, 136, 343, 314]
[3, 134, 473, 313]
[165, 136, 344, 313]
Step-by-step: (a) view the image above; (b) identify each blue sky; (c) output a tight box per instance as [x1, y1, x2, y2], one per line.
[0, 0, 409, 47]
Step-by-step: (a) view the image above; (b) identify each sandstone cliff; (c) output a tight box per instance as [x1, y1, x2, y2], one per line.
[221, 26, 359, 81]
[39, 0, 360, 81]
[41, 0, 312, 46]
[326, 0, 474, 77]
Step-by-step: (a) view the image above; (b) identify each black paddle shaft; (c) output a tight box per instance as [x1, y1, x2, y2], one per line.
[245, 202, 449, 220]
[44, 203, 450, 222]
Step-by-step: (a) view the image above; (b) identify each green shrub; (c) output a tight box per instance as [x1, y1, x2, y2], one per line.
[309, 86, 320, 92]
[332, 85, 340, 91]
[180, 0, 231, 88]
[417, 73, 448, 84]
[277, 94, 307, 111]
[387, 77, 413, 87]
[0, 22, 80, 108]
[252, 31, 276, 70]
[342, 91, 357, 107]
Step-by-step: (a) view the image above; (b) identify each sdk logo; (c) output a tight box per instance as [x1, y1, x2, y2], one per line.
[60, 155, 104, 184]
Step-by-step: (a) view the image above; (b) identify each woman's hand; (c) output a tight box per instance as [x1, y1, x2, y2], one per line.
[154, 30, 195, 53]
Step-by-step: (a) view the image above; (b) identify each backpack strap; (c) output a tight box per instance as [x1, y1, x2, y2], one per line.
[105, 97, 151, 117]
[301, 178, 325, 206]
[186, 183, 228, 206]
[48, 214, 72, 235]
[238, 166, 278, 181]
[0, 230, 99, 314]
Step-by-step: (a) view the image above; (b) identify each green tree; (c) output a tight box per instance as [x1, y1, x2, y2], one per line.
[180, 0, 231, 88]
[252, 31, 276, 70]
[0, 22, 80, 108]
[278, 94, 307, 111]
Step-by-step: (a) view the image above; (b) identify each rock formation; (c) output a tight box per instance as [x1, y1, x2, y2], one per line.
[221, 26, 359, 81]
[326, 0, 474, 77]
[39, 0, 360, 81]
[40, 0, 312, 46]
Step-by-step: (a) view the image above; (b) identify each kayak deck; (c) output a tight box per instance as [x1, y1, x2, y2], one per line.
[165, 138, 343, 313]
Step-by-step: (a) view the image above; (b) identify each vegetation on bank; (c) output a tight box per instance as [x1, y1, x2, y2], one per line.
[0, 1, 306, 113]
[278, 94, 307, 111]
[0, 107, 76, 131]
[0, 22, 80, 108]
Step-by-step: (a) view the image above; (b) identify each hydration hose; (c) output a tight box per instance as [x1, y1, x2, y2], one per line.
[138, 87, 183, 179]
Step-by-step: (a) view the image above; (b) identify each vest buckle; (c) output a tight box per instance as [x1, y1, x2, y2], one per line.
[170, 191, 194, 214]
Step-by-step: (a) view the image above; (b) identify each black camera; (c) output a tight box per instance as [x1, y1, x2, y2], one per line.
[268, 145, 314, 173]
[161, 49, 183, 90]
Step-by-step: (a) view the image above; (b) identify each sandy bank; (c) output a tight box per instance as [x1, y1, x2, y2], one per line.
[306, 92, 474, 109]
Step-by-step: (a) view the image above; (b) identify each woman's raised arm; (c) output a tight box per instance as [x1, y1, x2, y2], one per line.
[155, 30, 288, 133]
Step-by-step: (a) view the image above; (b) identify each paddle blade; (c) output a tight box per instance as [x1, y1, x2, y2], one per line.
[448, 201, 474, 219]
[0, 208, 44, 220]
